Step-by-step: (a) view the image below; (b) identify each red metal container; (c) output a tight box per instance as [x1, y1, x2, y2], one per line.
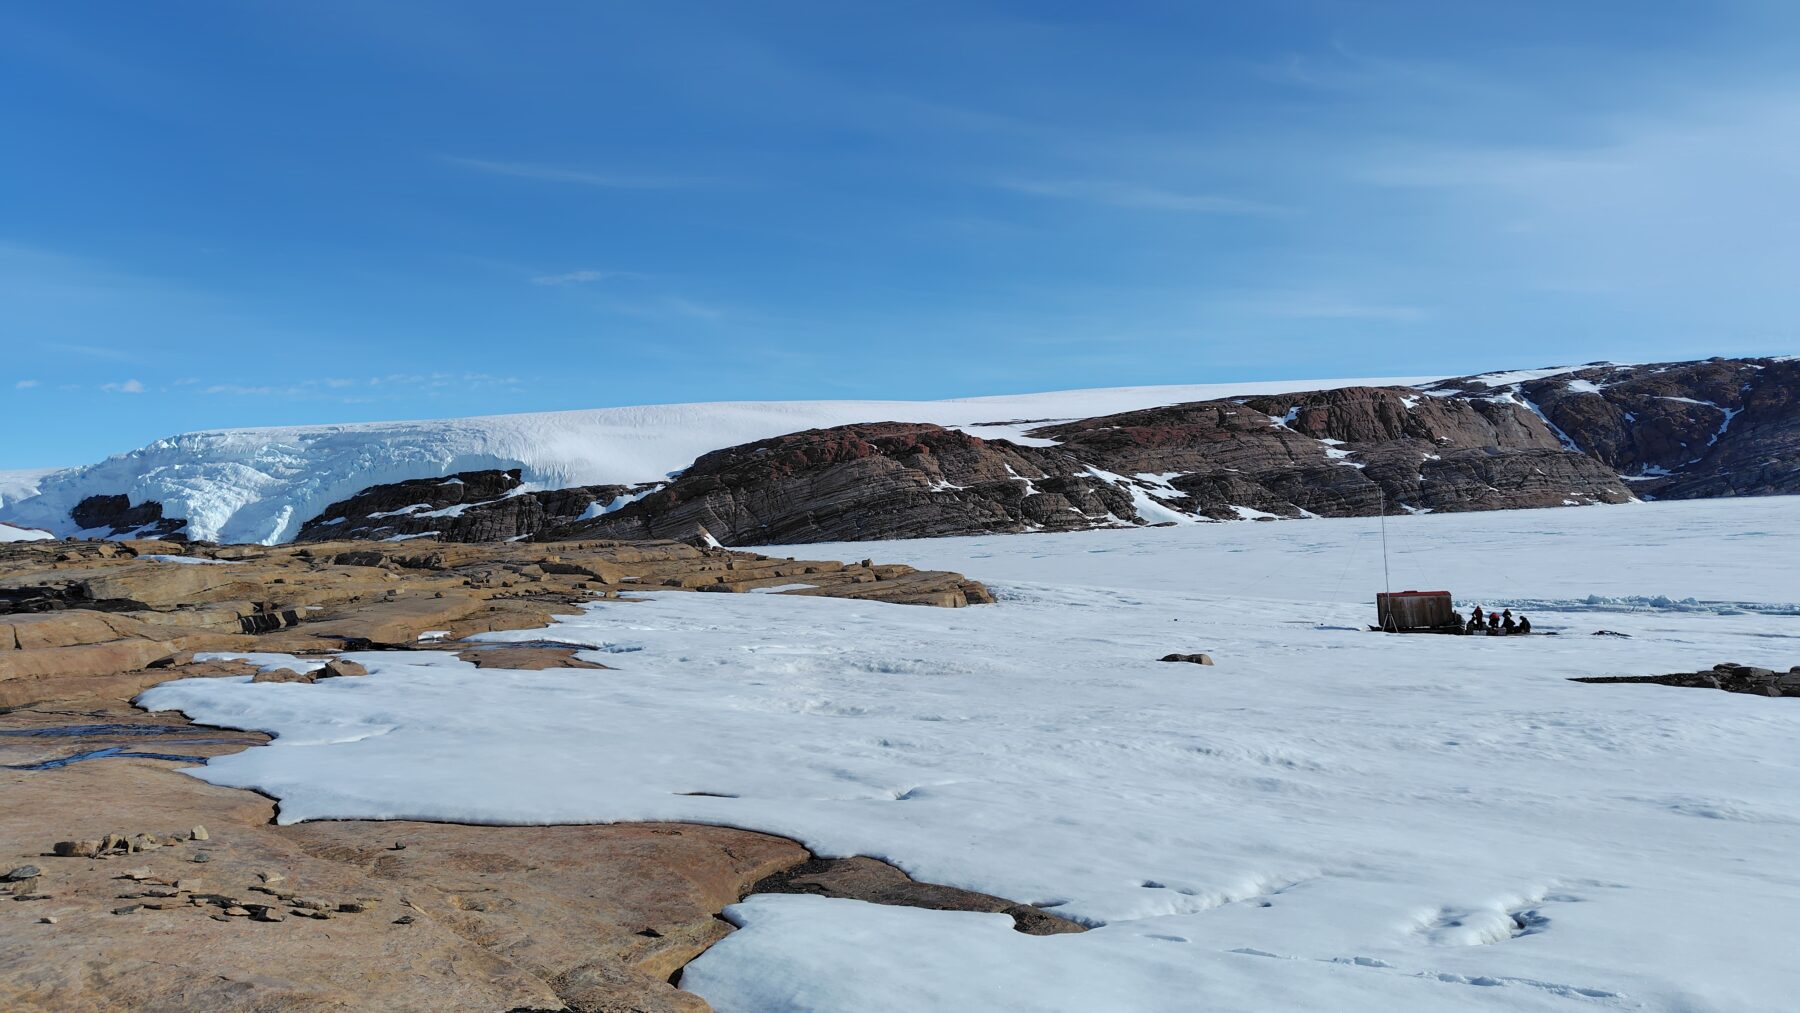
[1376, 590, 1454, 631]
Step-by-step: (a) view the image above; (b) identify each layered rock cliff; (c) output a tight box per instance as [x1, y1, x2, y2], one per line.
[1428, 357, 1800, 499]
[547, 385, 1631, 545]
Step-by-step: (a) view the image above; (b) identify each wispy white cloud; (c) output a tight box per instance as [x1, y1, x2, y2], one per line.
[444, 156, 701, 190]
[530, 269, 637, 286]
[101, 379, 144, 393]
[999, 179, 1290, 216]
[13, 379, 38, 389]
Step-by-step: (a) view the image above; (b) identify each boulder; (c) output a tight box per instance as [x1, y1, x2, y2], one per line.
[316, 659, 368, 679]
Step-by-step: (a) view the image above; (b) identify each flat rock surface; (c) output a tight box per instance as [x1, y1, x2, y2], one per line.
[0, 703, 807, 1012]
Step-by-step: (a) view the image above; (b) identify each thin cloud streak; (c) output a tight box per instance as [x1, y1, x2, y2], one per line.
[443, 156, 703, 190]
[530, 269, 639, 286]
[999, 179, 1292, 215]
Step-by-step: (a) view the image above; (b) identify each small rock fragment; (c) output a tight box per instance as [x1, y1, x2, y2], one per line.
[3, 865, 41, 881]
[223, 906, 250, 916]
[9, 876, 41, 896]
[337, 900, 368, 913]
[393, 914, 415, 925]
[39, 916, 57, 925]
[52, 840, 101, 859]
[122, 867, 152, 881]
[192, 853, 212, 864]
[1159, 653, 1215, 666]
[190, 826, 209, 841]
[112, 904, 142, 916]
[210, 914, 232, 921]
[258, 871, 285, 885]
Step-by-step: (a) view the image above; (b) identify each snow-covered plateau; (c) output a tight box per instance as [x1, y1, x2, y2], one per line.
[138, 497, 1800, 1011]
[1, 377, 1433, 544]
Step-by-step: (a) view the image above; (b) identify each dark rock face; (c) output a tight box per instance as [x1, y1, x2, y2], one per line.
[69, 495, 186, 539]
[552, 387, 1629, 545]
[544, 423, 1139, 545]
[294, 470, 653, 543]
[281, 356, 1795, 548]
[1428, 357, 1800, 499]
[1043, 385, 1629, 519]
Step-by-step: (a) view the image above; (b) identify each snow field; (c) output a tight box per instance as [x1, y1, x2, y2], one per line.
[135, 499, 1800, 1010]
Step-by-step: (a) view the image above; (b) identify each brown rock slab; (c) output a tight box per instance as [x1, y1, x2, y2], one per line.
[455, 645, 610, 670]
[750, 856, 1087, 936]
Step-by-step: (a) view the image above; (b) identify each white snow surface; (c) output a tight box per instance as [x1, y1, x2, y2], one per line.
[0, 379, 1433, 544]
[135, 497, 1800, 1011]
[0, 521, 54, 542]
[0, 467, 62, 509]
[1450, 364, 1627, 389]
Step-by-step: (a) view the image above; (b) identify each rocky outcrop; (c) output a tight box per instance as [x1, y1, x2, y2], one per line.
[1573, 662, 1800, 698]
[0, 537, 992, 710]
[68, 495, 186, 539]
[0, 703, 805, 1011]
[543, 422, 1138, 544]
[748, 855, 1084, 935]
[1428, 357, 1800, 499]
[545, 386, 1629, 545]
[294, 469, 652, 543]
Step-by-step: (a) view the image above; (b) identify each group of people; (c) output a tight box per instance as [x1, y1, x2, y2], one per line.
[1463, 605, 1530, 636]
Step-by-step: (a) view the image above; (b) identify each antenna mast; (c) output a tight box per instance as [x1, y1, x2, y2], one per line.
[1380, 487, 1392, 598]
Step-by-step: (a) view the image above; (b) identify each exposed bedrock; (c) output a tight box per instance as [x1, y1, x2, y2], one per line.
[1431, 356, 1800, 498]
[68, 495, 187, 540]
[1573, 662, 1800, 698]
[0, 536, 991, 710]
[293, 468, 652, 543]
[545, 386, 1629, 545]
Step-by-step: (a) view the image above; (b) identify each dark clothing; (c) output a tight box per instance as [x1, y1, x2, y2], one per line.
[1502, 617, 1517, 633]
[1471, 607, 1485, 624]
[1487, 614, 1501, 630]
[1518, 617, 1532, 634]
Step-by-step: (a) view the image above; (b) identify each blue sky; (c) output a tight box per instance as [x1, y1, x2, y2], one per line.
[4, 0, 1798, 467]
